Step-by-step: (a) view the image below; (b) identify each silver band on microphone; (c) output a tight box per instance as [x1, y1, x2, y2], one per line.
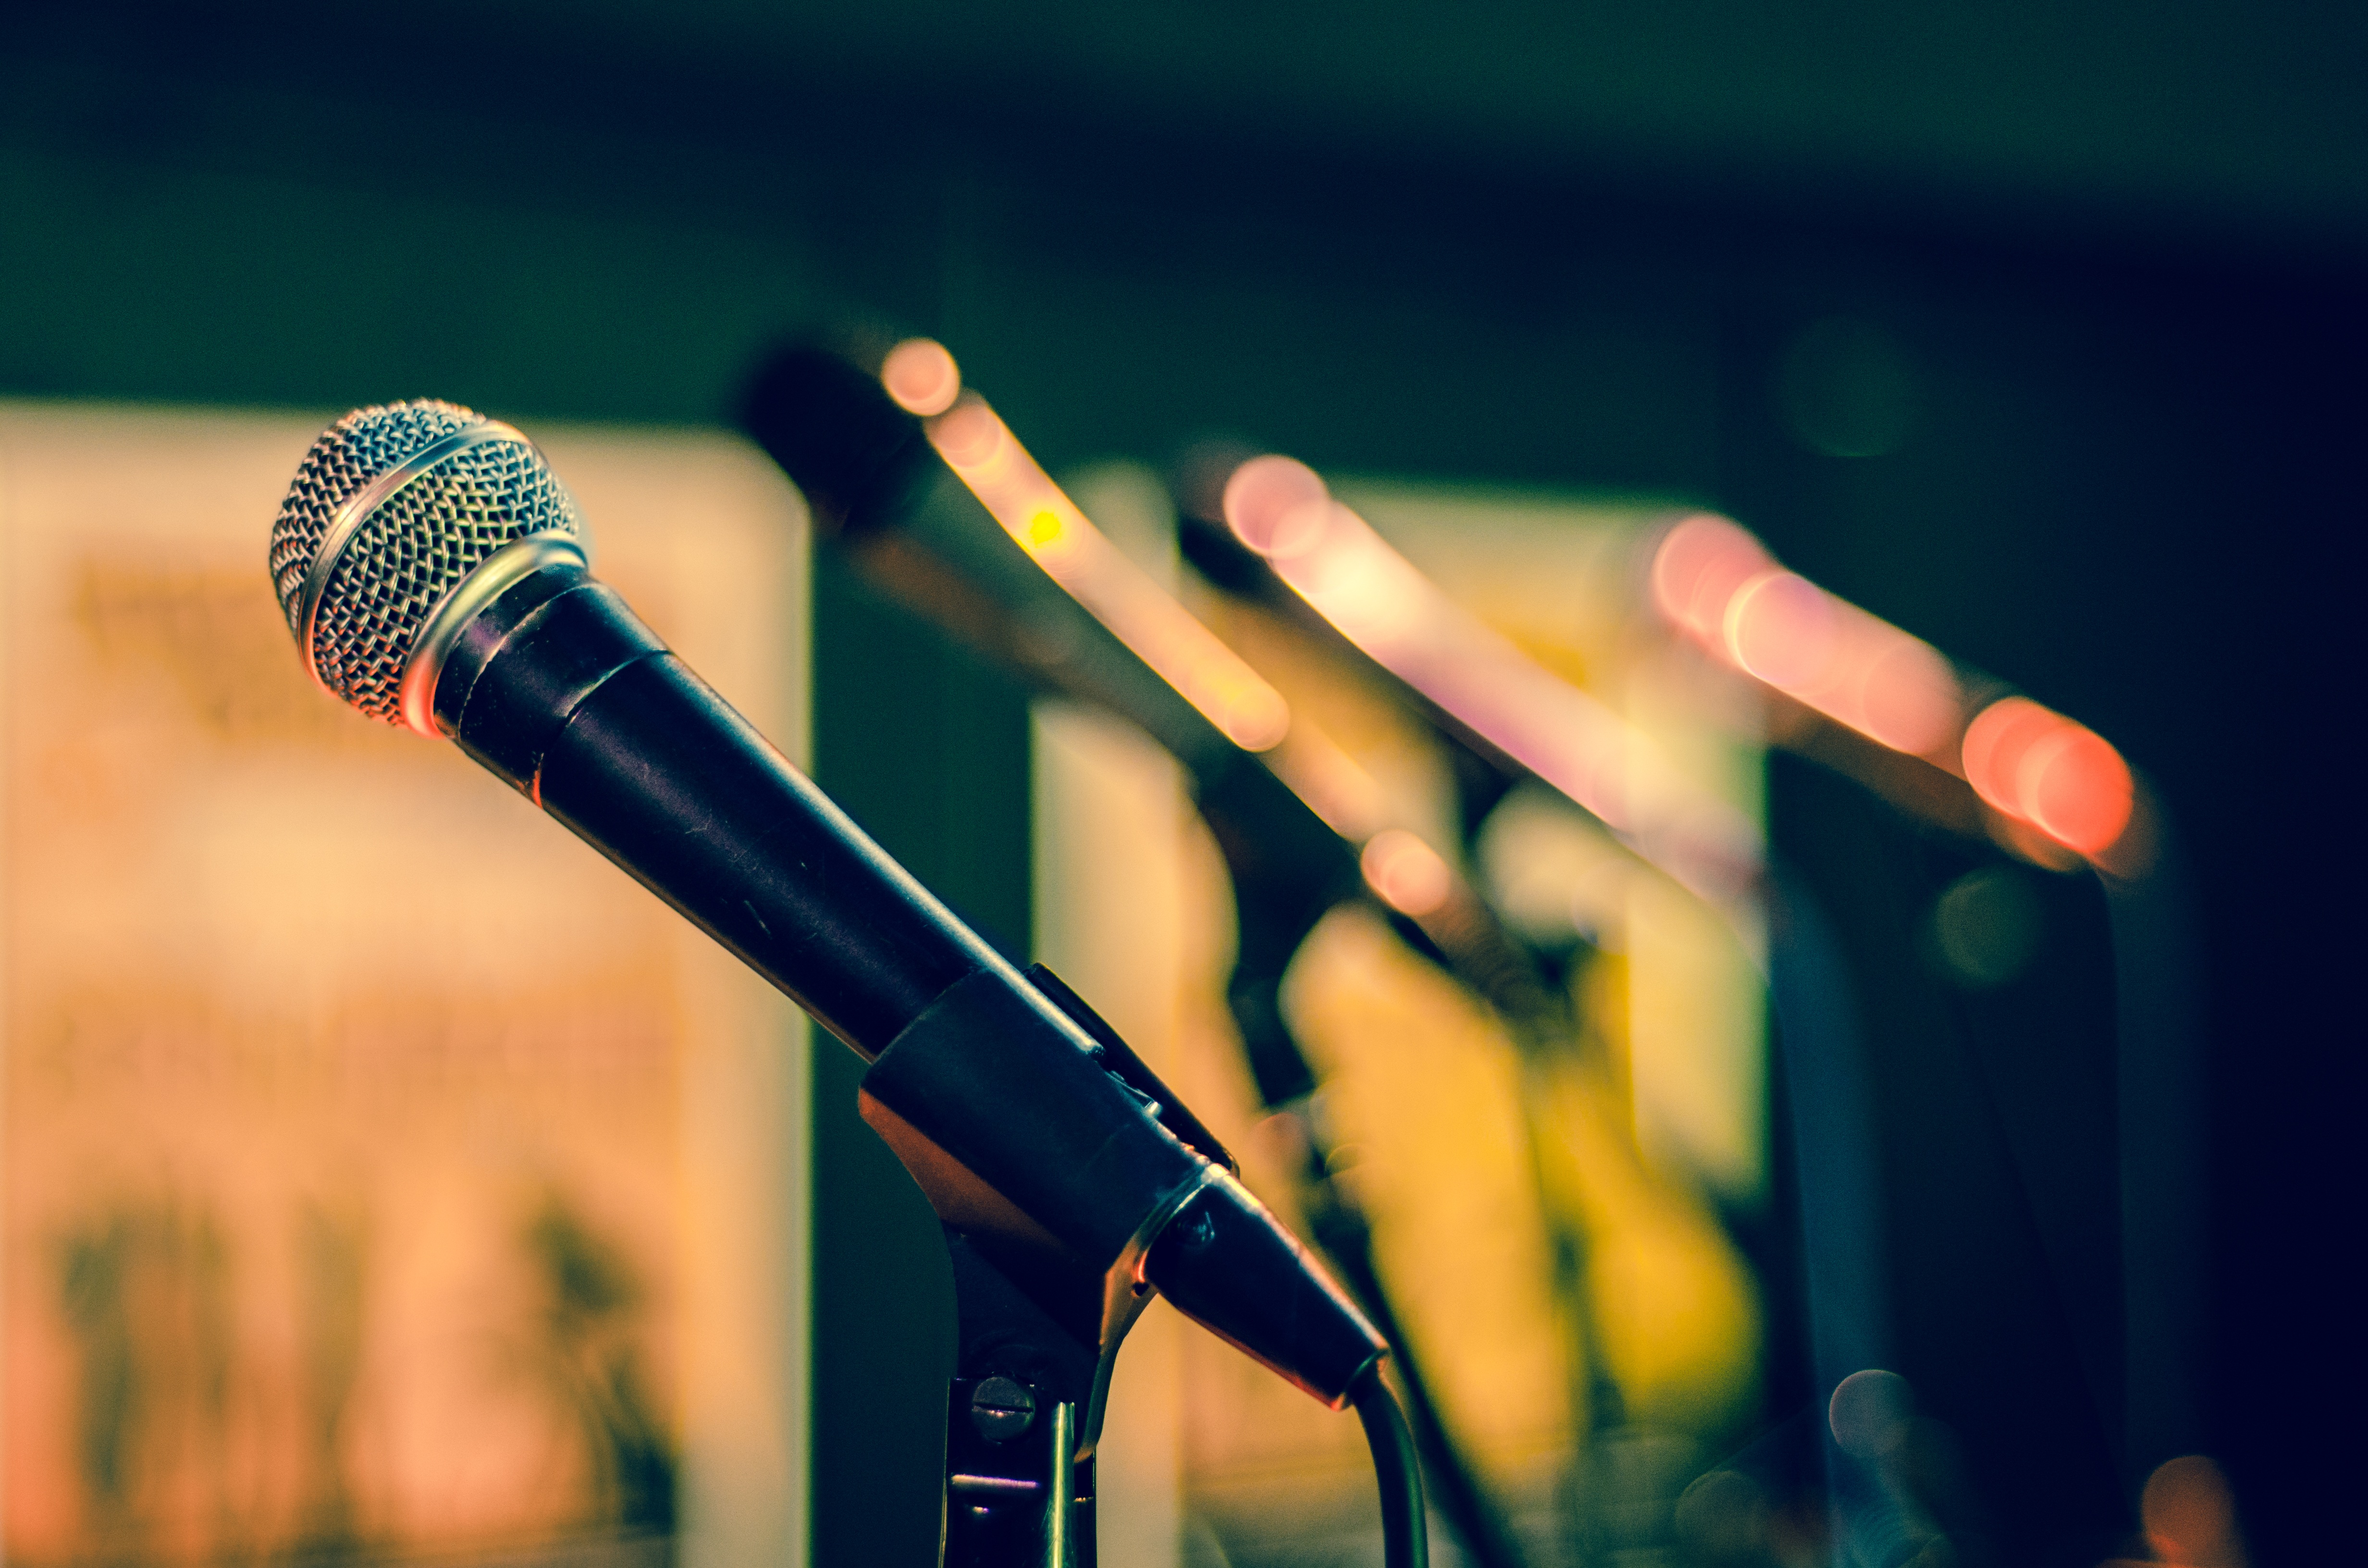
[397, 530, 590, 738]
[296, 418, 533, 681]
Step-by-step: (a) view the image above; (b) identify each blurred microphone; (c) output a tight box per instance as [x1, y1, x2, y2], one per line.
[1174, 449, 1763, 910]
[267, 399, 1387, 1408]
[742, 342, 1572, 1068]
[743, 340, 1549, 1568]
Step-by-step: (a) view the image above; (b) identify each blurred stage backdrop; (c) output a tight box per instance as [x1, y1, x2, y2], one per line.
[0, 407, 810, 1565]
[4, 2, 2363, 1565]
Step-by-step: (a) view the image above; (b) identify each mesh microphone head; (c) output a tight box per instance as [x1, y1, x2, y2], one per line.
[270, 400, 583, 725]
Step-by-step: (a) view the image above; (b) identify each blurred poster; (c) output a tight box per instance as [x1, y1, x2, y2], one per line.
[0, 405, 809, 1567]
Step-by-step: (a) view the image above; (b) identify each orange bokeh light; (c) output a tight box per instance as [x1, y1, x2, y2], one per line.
[1961, 696, 2134, 858]
[1650, 514, 2141, 858]
[881, 337, 962, 416]
[2141, 1454, 2247, 1568]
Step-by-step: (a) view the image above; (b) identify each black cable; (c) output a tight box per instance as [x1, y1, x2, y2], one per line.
[1352, 1364, 1430, 1568]
[1232, 959, 1525, 1568]
[1310, 1190, 1526, 1568]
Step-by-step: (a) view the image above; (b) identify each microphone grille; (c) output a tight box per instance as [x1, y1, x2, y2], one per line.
[271, 400, 582, 724]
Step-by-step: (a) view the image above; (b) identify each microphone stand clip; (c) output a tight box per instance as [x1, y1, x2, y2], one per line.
[858, 963, 1239, 1568]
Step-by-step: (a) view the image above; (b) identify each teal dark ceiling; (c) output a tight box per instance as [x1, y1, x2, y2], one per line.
[364, 0, 2368, 253]
[11, 0, 2366, 264]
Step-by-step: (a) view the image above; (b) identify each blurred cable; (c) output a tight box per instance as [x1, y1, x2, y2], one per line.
[1353, 1365, 1431, 1568]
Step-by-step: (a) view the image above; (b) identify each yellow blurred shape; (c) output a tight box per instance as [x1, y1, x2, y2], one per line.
[1367, 488, 1772, 1203]
[1282, 907, 1570, 1470]
[1528, 1051, 1760, 1431]
[1171, 478, 1771, 1538]
[1283, 906, 1760, 1459]
[1625, 871, 1766, 1201]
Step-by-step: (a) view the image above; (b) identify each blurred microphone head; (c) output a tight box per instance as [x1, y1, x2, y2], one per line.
[270, 400, 585, 735]
[1165, 437, 1261, 527]
[739, 343, 930, 538]
[1221, 454, 1332, 560]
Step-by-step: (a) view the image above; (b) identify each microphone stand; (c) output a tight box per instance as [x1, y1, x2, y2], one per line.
[736, 353, 1533, 1567]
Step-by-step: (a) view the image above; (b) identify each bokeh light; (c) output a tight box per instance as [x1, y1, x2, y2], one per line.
[1828, 1368, 1914, 1460]
[1929, 866, 2042, 989]
[2141, 1454, 2247, 1568]
[1221, 459, 1765, 906]
[1655, 519, 1960, 758]
[1725, 570, 1839, 691]
[928, 395, 1005, 468]
[1961, 696, 2134, 858]
[881, 337, 962, 416]
[919, 393, 1292, 753]
[1648, 513, 2142, 863]
[1359, 828, 1454, 917]
[1652, 513, 1774, 642]
[1223, 454, 1336, 561]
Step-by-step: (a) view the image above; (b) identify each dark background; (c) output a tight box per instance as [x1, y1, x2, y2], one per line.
[5, 3, 2361, 1562]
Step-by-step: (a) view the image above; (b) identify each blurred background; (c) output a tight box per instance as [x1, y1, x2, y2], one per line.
[2, 2, 2361, 1566]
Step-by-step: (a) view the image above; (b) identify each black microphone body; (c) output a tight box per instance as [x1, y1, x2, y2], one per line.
[430, 550, 1383, 1404]
[439, 555, 979, 1056]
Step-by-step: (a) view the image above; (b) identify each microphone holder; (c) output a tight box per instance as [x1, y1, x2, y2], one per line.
[937, 1226, 1128, 1568]
[863, 963, 1230, 1568]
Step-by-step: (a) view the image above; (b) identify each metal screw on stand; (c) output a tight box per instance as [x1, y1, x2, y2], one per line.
[970, 1376, 1038, 1442]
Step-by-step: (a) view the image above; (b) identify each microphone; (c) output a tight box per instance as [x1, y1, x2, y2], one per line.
[267, 398, 1386, 1409]
[741, 343, 1545, 1568]
[741, 345, 1573, 1071]
[1174, 449, 1763, 911]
